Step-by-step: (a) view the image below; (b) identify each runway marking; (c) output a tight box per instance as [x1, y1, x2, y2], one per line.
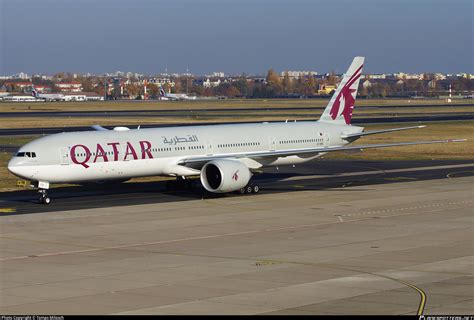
[0, 208, 16, 213]
[255, 260, 282, 266]
[384, 177, 417, 181]
[342, 200, 473, 218]
[323, 263, 427, 315]
[0, 201, 472, 263]
[248, 257, 428, 315]
[393, 277, 427, 315]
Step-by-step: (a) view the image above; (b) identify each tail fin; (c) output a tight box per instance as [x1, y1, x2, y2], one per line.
[159, 86, 166, 97]
[31, 85, 37, 97]
[319, 56, 364, 125]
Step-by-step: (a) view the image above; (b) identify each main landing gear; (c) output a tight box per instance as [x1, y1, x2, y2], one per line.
[38, 189, 51, 205]
[238, 183, 260, 195]
[165, 177, 197, 191]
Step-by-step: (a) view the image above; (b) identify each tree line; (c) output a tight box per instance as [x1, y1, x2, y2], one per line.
[2, 70, 472, 99]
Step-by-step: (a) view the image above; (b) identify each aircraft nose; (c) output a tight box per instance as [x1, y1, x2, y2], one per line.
[7, 157, 23, 177]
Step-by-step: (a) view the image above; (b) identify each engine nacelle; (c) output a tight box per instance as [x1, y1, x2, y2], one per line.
[200, 159, 252, 193]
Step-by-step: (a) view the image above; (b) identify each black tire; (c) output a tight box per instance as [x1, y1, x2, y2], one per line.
[253, 185, 260, 193]
[246, 186, 253, 194]
[239, 187, 246, 194]
[44, 197, 51, 205]
[38, 196, 44, 204]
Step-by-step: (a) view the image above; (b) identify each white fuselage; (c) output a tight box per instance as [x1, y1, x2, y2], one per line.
[8, 121, 361, 184]
[164, 93, 196, 101]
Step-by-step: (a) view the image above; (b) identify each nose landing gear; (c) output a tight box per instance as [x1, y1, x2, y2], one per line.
[38, 189, 51, 205]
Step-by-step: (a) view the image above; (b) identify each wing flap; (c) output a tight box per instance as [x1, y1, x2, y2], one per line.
[341, 125, 426, 140]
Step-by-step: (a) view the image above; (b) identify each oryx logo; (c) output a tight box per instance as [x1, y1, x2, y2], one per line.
[330, 65, 363, 124]
[232, 170, 239, 181]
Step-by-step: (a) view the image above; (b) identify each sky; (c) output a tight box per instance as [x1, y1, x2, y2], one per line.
[1, 0, 472, 75]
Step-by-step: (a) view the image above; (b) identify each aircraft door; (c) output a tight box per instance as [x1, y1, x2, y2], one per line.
[324, 133, 330, 147]
[269, 137, 276, 151]
[59, 147, 70, 165]
[206, 141, 213, 155]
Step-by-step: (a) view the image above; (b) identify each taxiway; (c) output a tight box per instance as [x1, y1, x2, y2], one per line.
[0, 160, 472, 314]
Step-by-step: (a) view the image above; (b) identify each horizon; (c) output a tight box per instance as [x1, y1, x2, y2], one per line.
[1, 0, 472, 75]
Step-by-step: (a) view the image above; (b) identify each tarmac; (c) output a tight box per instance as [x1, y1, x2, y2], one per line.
[0, 160, 473, 314]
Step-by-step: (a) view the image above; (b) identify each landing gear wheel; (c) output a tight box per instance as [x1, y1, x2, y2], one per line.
[239, 187, 246, 194]
[38, 189, 51, 205]
[252, 185, 260, 194]
[246, 186, 253, 194]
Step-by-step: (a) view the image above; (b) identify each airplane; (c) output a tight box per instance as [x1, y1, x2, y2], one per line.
[159, 86, 196, 101]
[8, 57, 465, 204]
[31, 86, 65, 101]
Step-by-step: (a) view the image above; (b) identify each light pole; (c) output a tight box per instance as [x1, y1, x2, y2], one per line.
[103, 76, 108, 101]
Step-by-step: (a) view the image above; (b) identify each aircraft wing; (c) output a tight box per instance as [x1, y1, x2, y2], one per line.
[177, 139, 466, 167]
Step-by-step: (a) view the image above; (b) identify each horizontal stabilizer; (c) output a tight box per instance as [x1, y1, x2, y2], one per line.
[341, 125, 426, 140]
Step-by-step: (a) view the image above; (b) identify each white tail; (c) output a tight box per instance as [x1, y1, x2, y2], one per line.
[319, 56, 364, 125]
[31, 85, 38, 97]
[159, 86, 166, 96]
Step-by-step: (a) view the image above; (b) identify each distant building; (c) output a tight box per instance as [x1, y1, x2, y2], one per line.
[14, 72, 29, 80]
[206, 72, 225, 78]
[147, 77, 175, 87]
[3, 81, 33, 92]
[199, 78, 222, 88]
[34, 85, 51, 93]
[394, 72, 423, 80]
[55, 82, 83, 92]
[364, 74, 386, 80]
[281, 71, 318, 80]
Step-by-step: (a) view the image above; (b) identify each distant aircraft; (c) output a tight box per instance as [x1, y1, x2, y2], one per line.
[2, 95, 40, 102]
[31, 86, 65, 101]
[159, 86, 196, 101]
[8, 57, 465, 204]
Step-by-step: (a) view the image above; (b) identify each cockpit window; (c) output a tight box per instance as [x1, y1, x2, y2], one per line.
[16, 152, 36, 158]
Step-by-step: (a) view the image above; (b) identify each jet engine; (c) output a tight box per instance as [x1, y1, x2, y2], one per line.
[200, 159, 251, 193]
